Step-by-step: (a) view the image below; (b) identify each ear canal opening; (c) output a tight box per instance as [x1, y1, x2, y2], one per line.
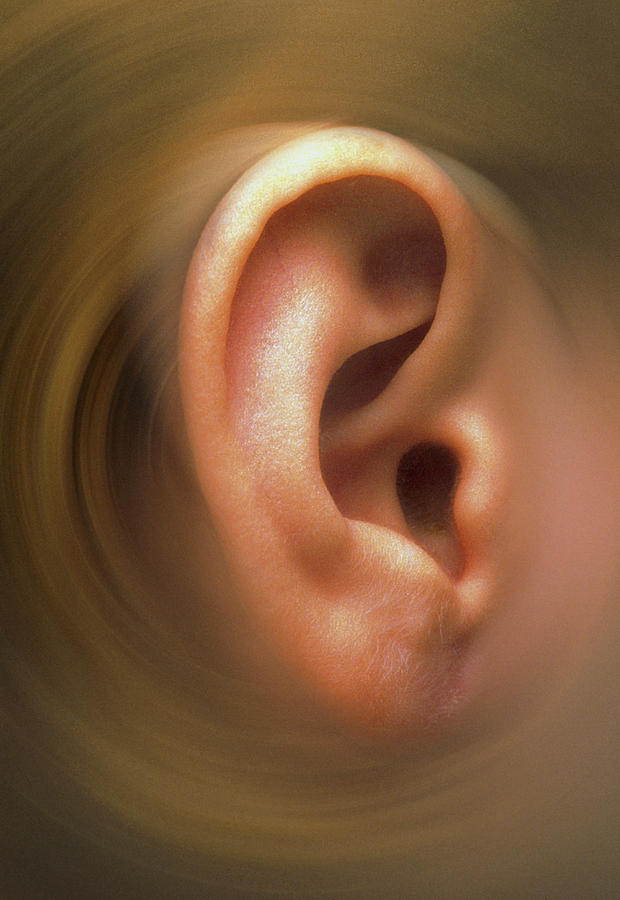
[320, 320, 431, 424]
[396, 442, 462, 577]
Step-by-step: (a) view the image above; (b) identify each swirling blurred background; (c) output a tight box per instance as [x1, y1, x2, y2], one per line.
[1, 1, 618, 897]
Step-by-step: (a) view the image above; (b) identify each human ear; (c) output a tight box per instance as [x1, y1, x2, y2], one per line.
[178, 127, 550, 741]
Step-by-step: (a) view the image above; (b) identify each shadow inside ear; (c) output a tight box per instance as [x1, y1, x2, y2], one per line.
[397, 442, 460, 536]
[320, 321, 431, 422]
[396, 442, 462, 578]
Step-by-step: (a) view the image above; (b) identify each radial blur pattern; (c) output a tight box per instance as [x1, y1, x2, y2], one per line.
[1, 2, 618, 897]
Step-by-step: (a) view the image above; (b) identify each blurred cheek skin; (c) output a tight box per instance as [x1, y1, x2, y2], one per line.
[462, 272, 620, 727]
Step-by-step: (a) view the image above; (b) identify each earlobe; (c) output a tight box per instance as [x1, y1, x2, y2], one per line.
[179, 127, 517, 740]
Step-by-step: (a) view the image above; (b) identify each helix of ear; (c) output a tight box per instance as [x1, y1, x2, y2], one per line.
[180, 127, 511, 740]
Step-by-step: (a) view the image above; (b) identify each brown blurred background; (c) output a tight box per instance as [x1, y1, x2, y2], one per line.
[1, 1, 618, 897]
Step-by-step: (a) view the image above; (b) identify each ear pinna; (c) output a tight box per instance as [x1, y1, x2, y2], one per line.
[180, 127, 528, 740]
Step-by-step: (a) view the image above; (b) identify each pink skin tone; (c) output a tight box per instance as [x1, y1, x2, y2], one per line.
[180, 127, 620, 744]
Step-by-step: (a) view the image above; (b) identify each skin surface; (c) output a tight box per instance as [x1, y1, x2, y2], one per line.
[180, 126, 620, 749]
[1, 2, 618, 897]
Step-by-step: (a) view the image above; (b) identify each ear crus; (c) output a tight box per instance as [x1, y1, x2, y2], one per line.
[179, 127, 516, 740]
